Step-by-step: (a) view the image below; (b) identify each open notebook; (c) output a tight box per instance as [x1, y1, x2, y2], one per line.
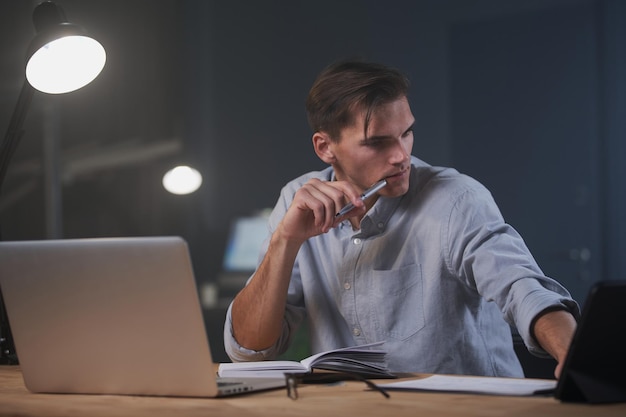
[0, 236, 285, 397]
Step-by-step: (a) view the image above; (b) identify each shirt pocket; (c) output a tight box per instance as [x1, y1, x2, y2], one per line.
[371, 263, 425, 341]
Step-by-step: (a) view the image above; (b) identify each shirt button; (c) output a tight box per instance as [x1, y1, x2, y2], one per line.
[352, 328, 361, 336]
[353, 238, 362, 245]
[344, 282, 351, 290]
[377, 222, 384, 229]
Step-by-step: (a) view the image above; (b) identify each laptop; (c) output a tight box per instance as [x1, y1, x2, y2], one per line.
[0, 236, 285, 397]
[555, 280, 626, 403]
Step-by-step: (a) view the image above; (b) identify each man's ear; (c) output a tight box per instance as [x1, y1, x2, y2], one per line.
[312, 132, 336, 164]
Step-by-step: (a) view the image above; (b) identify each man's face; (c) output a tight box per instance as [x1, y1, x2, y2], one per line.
[329, 96, 414, 198]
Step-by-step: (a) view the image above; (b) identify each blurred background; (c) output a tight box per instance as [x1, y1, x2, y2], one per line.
[1, 0, 625, 363]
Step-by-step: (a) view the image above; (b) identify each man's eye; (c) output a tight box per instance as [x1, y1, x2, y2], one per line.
[364, 140, 386, 148]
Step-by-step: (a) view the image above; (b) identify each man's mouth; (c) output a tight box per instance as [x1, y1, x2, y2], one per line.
[385, 167, 409, 180]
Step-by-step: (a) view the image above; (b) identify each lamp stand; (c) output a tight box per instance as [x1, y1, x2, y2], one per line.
[0, 79, 35, 364]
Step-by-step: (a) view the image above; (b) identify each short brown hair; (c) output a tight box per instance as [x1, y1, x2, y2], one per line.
[305, 60, 410, 141]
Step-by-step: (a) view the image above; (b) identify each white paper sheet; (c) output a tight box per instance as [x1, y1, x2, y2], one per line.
[379, 375, 557, 396]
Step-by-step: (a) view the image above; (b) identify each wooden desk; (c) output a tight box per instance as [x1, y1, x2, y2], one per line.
[1, 365, 625, 417]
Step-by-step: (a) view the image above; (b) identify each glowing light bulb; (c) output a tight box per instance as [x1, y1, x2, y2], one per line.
[162, 165, 203, 195]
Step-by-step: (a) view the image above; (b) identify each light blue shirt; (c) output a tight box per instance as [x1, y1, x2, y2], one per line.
[224, 157, 578, 377]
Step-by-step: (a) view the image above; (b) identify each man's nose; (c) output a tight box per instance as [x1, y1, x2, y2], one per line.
[389, 139, 411, 165]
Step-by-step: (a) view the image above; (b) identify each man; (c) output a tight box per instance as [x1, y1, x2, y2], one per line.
[224, 60, 578, 378]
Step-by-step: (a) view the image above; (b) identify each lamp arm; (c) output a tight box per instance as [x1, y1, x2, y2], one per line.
[0, 80, 35, 193]
[0, 79, 35, 365]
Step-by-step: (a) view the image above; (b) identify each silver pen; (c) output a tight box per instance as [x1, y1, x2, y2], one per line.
[336, 179, 388, 217]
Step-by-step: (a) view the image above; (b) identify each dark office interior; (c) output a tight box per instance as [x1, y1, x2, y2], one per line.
[1, 0, 625, 365]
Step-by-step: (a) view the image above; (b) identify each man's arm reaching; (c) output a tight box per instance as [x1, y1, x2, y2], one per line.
[531, 308, 577, 379]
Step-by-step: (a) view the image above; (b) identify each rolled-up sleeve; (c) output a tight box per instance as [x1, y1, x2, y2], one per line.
[444, 182, 580, 356]
[223, 290, 307, 362]
[224, 302, 288, 361]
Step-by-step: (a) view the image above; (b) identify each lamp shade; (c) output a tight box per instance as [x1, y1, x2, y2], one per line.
[25, 2, 106, 94]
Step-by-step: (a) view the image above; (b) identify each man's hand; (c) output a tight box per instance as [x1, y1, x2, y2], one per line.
[278, 178, 365, 243]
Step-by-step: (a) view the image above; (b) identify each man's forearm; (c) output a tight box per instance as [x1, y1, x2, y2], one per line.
[532, 309, 577, 379]
[230, 228, 302, 351]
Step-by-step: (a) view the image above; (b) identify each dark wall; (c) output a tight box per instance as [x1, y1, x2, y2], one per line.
[450, 3, 603, 302]
[1, 0, 624, 300]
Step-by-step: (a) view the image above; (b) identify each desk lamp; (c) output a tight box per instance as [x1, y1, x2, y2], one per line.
[0, 1, 106, 364]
